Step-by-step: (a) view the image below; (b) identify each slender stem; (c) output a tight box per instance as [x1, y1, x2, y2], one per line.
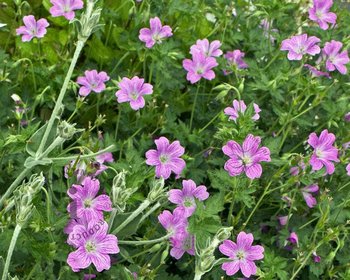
[0, 168, 31, 209]
[198, 111, 221, 134]
[115, 105, 122, 141]
[112, 199, 151, 234]
[36, 40, 85, 158]
[190, 82, 201, 132]
[118, 232, 172, 246]
[139, 201, 162, 224]
[108, 208, 118, 233]
[49, 144, 115, 162]
[2, 224, 22, 280]
[193, 271, 203, 280]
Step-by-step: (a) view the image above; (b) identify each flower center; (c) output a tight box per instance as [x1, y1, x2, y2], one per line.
[85, 241, 96, 253]
[152, 33, 162, 43]
[183, 197, 194, 208]
[315, 148, 323, 158]
[64, 5, 71, 13]
[129, 91, 139, 100]
[84, 198, 93, 208]
[182, 236, 193, 250]
[159, 154, 169, 164]
[241, 154, 252, 165]
[316, 10, 323, 19]
[196, 68, 204, 74]
[297, 46, 305, 54]
[236, 250, 245, 260]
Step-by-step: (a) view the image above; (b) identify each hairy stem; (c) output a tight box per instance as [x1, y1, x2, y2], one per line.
[118, 232, 172, 246]
[2, 224, 22, 280]
[190, 82, 201, 132]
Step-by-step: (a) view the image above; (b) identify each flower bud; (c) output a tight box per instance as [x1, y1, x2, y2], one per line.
[148, 178, 167, 202]
[58, 121, 78, 140]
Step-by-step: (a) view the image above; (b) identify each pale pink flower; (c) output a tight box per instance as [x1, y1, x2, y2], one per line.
[67, 220, 119, 272]
[170, 231, 195, 259]
[168, 179, 209, 217]
[309, 0, 337, 30]
[145, 137, 186, 179]
[304, 64, 331, 78]
[183, 51, 218, 84]
[346, 164, 350, 176]
[224, 100, 261, 122]
[344, 112, 350, 122]
[301, 184, 319, 208]
[115, 76, 153, 110]
[67, 177, 112, 220]
[224, 50, 248, 69]
[50, 0, 84, 20]
[139, 17, 172, 48]
[322, 40, 350, 74]
[219, 232, 264, 278]
[278, 216, 288, 226]
[16, 15, 49, 42]
[280, 34, 321, 60]
[222, 134, 271, 179]
[190, 39, 222, 57]
[77, 70, 110, 97]
[308, 129, 339, 175]
[259, 19, 278, 43]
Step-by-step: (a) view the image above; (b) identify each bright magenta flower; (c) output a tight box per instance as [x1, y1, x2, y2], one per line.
[222, 134, 271, 179]
[183, 51, 218, 84]
[224, 99, 261, 122]
[219, 232, 264, 277]
[50, 0, 84, 20]
[77, 70, 110, 96]
[301, 184, 319, 208]
[308, 129, 339, 175]
[309, 0, 336, 30]
[280, 34, 321, 60]
[323, 40, 350, 74]
[16, 15, 49, 42]
[145, 137, 186, 179]
[115, 76, 153, 110]
[139, 17, 172, 48]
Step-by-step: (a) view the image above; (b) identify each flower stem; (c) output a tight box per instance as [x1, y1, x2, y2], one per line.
[0, 167, 31, 209]
[115, 105, 122, 141]
[35, 40, 85, 158]
[2, 224, 22, 280]
[193, 271, 203, 280]
[112, 199, 151, 234]
[118, 232, 172, 246]
[190, 82, 201, 132]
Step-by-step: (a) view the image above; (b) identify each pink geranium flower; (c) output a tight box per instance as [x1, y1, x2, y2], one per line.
[287, 232, 299, 245]
[224, 50, 248, 69]
[308, 129, 339, 175]
[304, 64, 331, 78]
[145, 137, 186, 179]
[16, 15, 49, 42]
[219, 232, 264, 278]
[115, 76, 153, 110]
[259, 19, 278, 43]
[190, 39, 222, 57]
[322, 40, 350, 74]
[280, 34, 321, 60]
[346, 164, 350, 176]
[77, 70, 110, 97]
[50, 0, 84, 20]
[278, 215, 288, 226]
[224, 100, 261, 122]
[158, 209, 188, 236]
[301, 184, 319, 208]
[309, 0, 337, 30]
[170, 231, 195, 259]
[168, 179, 209, 217]
[183, 51, 218, 84]
[67, 177, 112, 220]
[139, 17, 173, 48]
[222, 134, 271, 179]
[67, 220, 119, 272]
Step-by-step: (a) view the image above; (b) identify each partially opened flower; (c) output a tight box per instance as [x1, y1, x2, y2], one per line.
[77, 70, 110, 97]
[259, 19, 278, 43]
[16, 15, 49, 42]
[145, 137, 186, 179]
[278, 215, 288, 226]
[224, 100, 261, 122]
[224, 50, 248, 69]
[183, 51, 218, 84]
[346, 164, 350, 176]
[67, 220, 119, 272]
[219, 232, 264, 278]
[158, 209, 188, 236]
[344, 112, 350, 122]
[308, 129, 339, 175]
[322, 40, 350, 74]
[190, 39, 222, 57]
[280, 34, 321, 60]
[313, 252, 321, 263]
[115, 76, 153, 110]
[50, 0, 84, 20]
[304, 64, 331, 78]
[287, 232, 299, 245]
[309, 0, 336, 30]
[139, 17, 172, 48]
[170, 230, 195, 259]
[301, 184, 319, 208]
[222, 134, 271, 179]
[67, 177, 112, 220]
[168, 179, 209, 217]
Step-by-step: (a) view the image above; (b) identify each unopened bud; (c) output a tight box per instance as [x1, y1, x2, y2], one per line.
[148, 178, 167, 202]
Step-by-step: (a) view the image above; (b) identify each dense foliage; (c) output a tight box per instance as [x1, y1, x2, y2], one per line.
[0, 0, 350, 279]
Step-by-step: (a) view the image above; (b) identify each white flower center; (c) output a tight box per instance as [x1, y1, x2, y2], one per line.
[85, 241, 96, 252]
[236, 250, 245, 260]
[84, 198, 93, 208]
[159, 154, 169, 164]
